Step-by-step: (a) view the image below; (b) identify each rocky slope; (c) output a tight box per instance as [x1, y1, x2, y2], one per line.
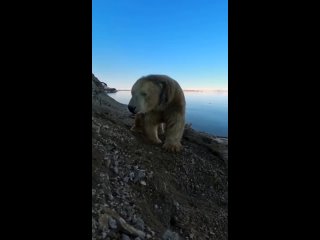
[92, 74, 228, 240]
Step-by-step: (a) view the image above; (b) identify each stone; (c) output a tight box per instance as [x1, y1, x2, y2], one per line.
[135, 217, 145, 231]
[162, 229, 179, 240]
[122, 234, 131, 240]
[108, 217, 117, 229]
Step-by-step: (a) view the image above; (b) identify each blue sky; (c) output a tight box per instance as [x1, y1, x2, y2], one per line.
[92, 0, 228, 90]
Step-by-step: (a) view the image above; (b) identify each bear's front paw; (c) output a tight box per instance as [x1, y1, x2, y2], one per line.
[130, 126, 142, 133]
[150, 138, 162, 144]
[162, 142, 182, 152]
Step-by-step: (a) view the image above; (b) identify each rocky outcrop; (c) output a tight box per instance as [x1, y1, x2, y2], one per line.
[92, 74, 228, 240]
[92, 73, 106, 94]
[92, 73, 117, 93]
[105, 87, 117, 93]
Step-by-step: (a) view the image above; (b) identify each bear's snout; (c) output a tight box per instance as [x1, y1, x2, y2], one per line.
[128, 105, 136, 113]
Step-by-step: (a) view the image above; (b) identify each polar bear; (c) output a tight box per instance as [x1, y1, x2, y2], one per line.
[130, 112, 165, 135]
[128, 75, 186, 152]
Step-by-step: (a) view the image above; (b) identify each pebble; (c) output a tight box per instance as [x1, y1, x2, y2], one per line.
[122, 234, 131, 240]
[113, 166, 119, 174]
[173, 201, 180, 209]
[134, 170, 146, 183]
[129, 172, 135, 181]
[162, 229, 180, 240]
[108, 193, 114, 200]
[135, 217, 145, 231]
[108, 217, 117, 229]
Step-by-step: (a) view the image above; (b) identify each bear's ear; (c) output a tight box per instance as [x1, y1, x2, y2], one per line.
[158, 81, 168, 105]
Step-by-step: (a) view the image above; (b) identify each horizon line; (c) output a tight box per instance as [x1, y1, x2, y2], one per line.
[116, 88, 228, 92]
[99, 81, 228, 92]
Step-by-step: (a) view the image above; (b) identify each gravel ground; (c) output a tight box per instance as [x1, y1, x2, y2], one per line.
[92, 74, 228, 240]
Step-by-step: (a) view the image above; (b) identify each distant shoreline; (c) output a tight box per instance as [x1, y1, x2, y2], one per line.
[114, 89, 228, 92]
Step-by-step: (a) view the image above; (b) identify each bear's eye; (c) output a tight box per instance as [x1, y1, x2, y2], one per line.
[140, 92, 147, 97]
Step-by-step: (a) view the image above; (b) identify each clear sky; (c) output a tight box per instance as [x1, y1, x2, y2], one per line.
[92, 0, 228, 90]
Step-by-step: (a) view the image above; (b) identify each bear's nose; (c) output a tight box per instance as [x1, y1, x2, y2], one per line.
[128, 105, 136, 113]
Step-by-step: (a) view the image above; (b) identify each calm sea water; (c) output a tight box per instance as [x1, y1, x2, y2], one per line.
[107, 91, 228, 137]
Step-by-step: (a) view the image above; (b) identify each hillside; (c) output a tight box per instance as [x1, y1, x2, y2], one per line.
[92, 74, 228, 240]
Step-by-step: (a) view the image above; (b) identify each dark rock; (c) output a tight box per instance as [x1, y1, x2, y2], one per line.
[106, 87, 117, 93]
[134, 217, 145, 231]
[162, 229, 180, 240]
[122, 234, 131, 240]
[113, 166, 119, 174]
[133, 169, 146, 183]
[108, 217, 117, 229]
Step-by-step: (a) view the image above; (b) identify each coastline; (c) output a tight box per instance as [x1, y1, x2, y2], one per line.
[113, 89, 228, 92]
